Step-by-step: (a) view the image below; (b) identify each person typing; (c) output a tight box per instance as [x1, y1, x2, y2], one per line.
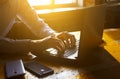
[0, 0, 76, 57]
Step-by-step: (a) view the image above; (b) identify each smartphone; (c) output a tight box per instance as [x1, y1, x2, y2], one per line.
[5, 59, 26, 79]
[24, 61, 54, 78]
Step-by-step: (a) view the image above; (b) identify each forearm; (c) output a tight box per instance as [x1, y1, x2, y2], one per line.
[0, 37, 32, 54]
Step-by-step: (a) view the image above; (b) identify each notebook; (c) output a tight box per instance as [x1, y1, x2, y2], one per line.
[34, 4, 106, 64]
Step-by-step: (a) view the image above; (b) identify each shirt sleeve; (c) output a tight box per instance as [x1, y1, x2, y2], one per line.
[0, 37, 32, 54]
[16, 0, 56, 38]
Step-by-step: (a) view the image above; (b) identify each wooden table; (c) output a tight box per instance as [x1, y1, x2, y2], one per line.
[1, 28, 120, 79]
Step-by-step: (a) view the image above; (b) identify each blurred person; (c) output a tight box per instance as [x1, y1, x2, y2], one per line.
[0, 0, 76, 57]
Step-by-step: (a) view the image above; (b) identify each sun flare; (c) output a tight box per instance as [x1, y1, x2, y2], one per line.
[28, 0, 51, 6]
[28, 0, 77, 6]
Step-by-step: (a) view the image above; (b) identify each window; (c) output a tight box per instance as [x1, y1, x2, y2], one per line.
[28, 0, 51, 6]
[105, 0, 120, 3]
[55, 0, 76, 4]
[28, 0, 82, 9]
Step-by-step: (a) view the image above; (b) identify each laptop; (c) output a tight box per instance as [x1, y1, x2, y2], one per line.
[34, 4, 106, 65]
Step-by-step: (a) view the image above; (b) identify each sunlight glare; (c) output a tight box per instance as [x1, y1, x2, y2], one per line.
[28, 0, 51, 6]
[55, 0, 76, 4]
[28, 0, 84, 7]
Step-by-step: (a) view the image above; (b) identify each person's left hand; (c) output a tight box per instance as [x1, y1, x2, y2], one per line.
[56, 31, 76, 49]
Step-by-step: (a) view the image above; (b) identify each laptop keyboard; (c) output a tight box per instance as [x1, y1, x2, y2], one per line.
[64, 48, 77, 57]
[63, 39, 79, 57]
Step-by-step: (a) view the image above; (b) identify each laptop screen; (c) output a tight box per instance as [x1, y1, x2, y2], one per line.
[78, 4, 106, 61]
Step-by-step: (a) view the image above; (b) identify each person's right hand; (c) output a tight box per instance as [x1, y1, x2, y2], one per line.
[31, 36, 65, 56]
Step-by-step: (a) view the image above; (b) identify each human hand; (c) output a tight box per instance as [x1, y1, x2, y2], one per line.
[31, 36, 65, 56]
[56, 31, 76, 49]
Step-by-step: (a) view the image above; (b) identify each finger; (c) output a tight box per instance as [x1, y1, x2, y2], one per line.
[61, 33, 71, 48]
[55, 39, 66, 52]
[63, 39, 70, 48]
[63, 34, 75, 48]
[54, 46, 64, 56]
[69, 35, 76, 48]
[57, 32, 76, 48]
[49, 38, 65, 53]
[49, 43, 65, 57]
[43, 43, 64, 57]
